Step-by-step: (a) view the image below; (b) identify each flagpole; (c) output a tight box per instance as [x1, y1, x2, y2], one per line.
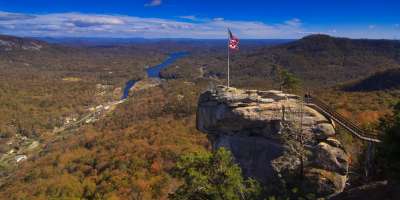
[227, 28, 230, 87]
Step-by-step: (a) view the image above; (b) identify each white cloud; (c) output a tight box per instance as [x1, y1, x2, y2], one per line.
[0, 11, 306, 39]
[284, 18, 301, 27]
[179, 15, 197, 20]
[67, 16, 124, 27]
[0, 11, 35, 21]
[0, 11, 397, 39]
[145, 0, 162, 7]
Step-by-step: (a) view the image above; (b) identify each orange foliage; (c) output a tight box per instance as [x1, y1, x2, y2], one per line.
[151, 160, 162, 174]
[355, 110, 382, 125]
[337, 109, 352, 119]
[0, 82, 209, 200]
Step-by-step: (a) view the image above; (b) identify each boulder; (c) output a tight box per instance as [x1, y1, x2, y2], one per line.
[314, 123, 336, 140]
[313, 140, 348, 175]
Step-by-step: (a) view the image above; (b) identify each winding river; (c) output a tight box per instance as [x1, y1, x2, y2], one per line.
[121, 51, 189, 100]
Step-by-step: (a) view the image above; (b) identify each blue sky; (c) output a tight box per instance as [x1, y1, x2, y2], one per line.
[0, 0, 399, 39]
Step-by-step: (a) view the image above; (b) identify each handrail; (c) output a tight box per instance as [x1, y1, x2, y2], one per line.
[305, 95, 381, 143]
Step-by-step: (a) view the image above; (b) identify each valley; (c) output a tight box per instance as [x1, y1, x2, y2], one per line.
[0, 48, 191, 188]
[0, 34, 399, 199]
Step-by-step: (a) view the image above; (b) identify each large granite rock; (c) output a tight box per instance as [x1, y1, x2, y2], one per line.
[197, 86, 349, 197]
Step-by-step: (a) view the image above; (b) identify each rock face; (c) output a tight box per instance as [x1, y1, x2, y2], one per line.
[197, 86, 349, 197]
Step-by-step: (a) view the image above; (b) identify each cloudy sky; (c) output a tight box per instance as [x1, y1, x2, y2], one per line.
[0, 0, 399, 39]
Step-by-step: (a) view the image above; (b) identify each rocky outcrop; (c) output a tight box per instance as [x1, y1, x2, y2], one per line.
[197, 86, 349, 197]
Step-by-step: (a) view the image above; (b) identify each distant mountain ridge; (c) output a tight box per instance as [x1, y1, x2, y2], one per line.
[0, 35, 47, 51]
[35, 36, 294, 46]
[242, 34, 400, 86]
[287, 34, 400, 54]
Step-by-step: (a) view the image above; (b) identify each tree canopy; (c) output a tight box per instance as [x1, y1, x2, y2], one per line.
[169, 148, 261, 200]
[378, 101, 400, 181]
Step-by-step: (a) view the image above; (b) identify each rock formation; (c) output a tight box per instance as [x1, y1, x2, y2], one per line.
[197, 86, 349, 197]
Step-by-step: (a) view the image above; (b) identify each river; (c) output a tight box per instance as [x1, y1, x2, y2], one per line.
[121, 51, 189, 100]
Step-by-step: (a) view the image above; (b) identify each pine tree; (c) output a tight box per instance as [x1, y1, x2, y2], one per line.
[169, 148, 261, 200]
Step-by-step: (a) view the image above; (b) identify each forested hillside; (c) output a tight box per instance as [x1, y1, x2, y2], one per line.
[0, 80, 209, 199]
[343, 68, 400, 91]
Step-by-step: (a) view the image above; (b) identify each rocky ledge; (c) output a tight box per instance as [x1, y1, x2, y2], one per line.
[197, 86, 349, 197]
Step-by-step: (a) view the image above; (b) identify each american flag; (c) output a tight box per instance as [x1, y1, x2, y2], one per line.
[228, 29, 239, 51]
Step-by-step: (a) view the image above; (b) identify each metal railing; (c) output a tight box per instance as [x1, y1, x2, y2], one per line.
[305, 95, 381, 143]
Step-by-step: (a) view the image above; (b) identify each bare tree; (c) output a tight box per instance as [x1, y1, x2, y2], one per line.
[280, 98, 310, 178]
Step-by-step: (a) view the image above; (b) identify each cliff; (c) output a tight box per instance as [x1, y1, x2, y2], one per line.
[197, 86, 349, 197]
